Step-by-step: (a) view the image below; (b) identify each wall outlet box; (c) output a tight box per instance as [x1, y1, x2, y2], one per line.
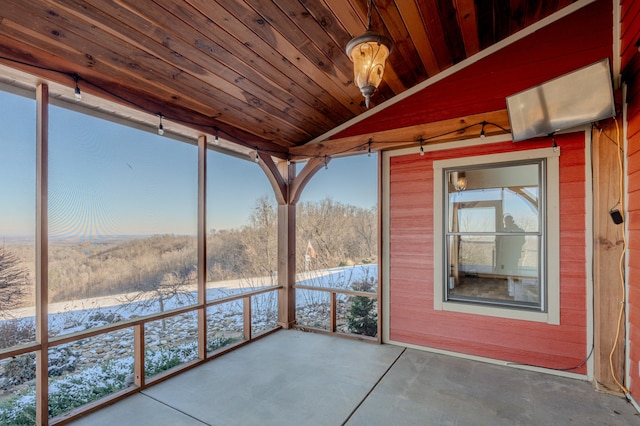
[610, 209, 623, 225]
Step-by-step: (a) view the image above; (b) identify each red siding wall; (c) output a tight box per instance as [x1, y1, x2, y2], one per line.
[388, 134, 587, 372]
[622, 0, 640, 399]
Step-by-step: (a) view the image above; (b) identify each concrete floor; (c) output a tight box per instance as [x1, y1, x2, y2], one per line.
[70, 330, 639, 426]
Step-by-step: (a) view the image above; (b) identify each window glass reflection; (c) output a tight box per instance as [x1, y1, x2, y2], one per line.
[446, 162, 542, 309]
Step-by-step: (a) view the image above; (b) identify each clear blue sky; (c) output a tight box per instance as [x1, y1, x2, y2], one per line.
[0, 90, 377, 238]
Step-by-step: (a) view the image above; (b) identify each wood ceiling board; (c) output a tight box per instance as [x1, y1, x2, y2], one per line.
[182, 0, 355, 126]
[0, 47, 286, 156]
[523, 0, 545, 27]
[418, 0, 455, 70]
[395, 0, 443, 76]
[454, 0, 481, 57]
[269, 0, 354, 77]
[235, 0, 363, 107]
[376, 0, 428, 85]
[508, 0, 528, 33]
[0, 16, 214, 116]
[493, 0, 513, 43]
[99, 0, 314, 143]
[7, 0, 306, 143]
[205, 0, 362, 117]
[435, 0, 466, 64]
[115, 0, 335, 134]
[303, 0, 358, 50]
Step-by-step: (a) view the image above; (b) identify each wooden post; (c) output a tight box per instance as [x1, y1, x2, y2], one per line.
[330, 292, 337, 332]
[258, 157, 325, 329]
[35, 84, 49, 426]
[277, 202, 297, 328]
[134, 324, 145, 388]
[197, 135, 207, 359]
[243, 297, 252, 340]
[592, 125, 626, 392]
[377, 153, 383, 343]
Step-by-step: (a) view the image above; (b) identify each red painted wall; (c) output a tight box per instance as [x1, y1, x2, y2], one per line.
[622, 0, 640, 398]
[388, 134, 587, 372]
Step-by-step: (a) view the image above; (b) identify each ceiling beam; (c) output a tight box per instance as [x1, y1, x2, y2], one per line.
[288, 109, 511, 160]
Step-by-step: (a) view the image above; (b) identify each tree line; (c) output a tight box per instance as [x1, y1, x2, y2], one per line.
[1, 197, 377, 310]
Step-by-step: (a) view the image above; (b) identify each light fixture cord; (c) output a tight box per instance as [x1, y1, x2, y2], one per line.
[367, 0, 373, 30]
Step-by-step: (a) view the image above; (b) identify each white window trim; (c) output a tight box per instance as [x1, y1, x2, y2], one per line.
[433, 147, 560, 324]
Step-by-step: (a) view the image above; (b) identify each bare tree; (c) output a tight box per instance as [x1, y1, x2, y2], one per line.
[119, 243, 198, 330]
[206, 228, 248, 281]
[353, 206, 377, 260]
[0, 245, 30, 316]
[297, 198, 377, 272]
[239, 196, 278, 285]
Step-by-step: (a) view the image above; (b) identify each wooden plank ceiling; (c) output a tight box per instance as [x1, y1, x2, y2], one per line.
[0, 0, 573, 158]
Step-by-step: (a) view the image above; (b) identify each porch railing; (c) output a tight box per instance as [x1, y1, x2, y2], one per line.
[0, 285, 282, 425]
[293, 284, 379, 342]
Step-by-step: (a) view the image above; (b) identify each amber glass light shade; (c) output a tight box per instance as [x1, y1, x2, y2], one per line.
[450, 171, 467, 191]
[346, 30, 392, 108]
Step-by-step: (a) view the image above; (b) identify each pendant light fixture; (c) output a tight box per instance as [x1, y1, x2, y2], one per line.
[345, 0, 393, 108]
[451, 171, 467, 192]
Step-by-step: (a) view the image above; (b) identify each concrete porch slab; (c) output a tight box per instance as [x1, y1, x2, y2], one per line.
[346, 348, 638, 425]
[69, 330, 639, 425]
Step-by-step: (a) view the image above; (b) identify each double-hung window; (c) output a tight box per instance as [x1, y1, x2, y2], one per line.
[433, 148, 560, 324]
[445, 161, 543, 308]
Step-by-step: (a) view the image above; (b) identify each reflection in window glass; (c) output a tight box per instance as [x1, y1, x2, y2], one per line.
[445, 161, 543, 309]
[0, 90, 36, 351]
[206, 150, 277, 301]
[48, 106, 198, 337]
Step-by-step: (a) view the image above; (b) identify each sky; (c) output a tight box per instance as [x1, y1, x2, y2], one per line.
[0, 90, 377, 238]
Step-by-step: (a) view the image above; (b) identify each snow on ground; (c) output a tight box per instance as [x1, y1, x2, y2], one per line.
[1, 265, 378, 335]
[0, 265, 379, 422]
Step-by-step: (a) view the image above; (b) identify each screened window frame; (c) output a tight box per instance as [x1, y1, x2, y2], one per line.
[443, 159, 546, 311]
[433, 147, 561, 325]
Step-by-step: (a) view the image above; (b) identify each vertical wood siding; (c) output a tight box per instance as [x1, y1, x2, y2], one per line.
[627, 103, 640, 395]
[622, 0, 640, 398]
[388, 134, 587, 372]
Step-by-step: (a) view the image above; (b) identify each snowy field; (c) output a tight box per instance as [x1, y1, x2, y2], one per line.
[0, 264, 378, 423]
[3, 264, 378, 336]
